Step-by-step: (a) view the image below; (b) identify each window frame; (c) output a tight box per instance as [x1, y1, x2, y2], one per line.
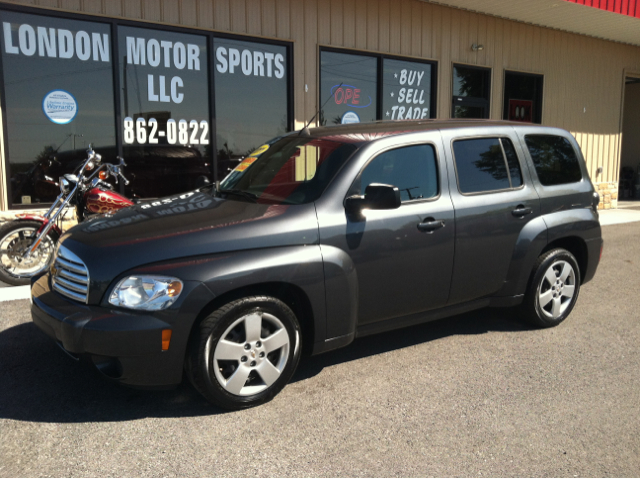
[348, 141, 442, 206]
[451, 63, 492, 119]
[319, 46, 438, 124]
[0, 2, 294, 209]
[450, 135, 526, 196]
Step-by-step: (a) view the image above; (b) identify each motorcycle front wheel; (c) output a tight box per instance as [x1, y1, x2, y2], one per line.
[0, 220, 58, 286]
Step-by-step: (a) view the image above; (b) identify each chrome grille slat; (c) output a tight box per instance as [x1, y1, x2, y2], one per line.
[55, 257, 87, 275]
[52, 282, 87, 303]
[52, 245, 89, 303]
[53, 276, 88, 294]
[56, 268, 87, 283]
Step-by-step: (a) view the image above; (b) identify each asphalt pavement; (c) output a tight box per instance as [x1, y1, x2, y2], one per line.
[1, 222, 639, 477]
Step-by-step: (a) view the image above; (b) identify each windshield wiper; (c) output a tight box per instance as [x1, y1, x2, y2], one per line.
[219, 188, 259, 202]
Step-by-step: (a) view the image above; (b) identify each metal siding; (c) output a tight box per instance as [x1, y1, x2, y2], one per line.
[180, 0, 198, 27]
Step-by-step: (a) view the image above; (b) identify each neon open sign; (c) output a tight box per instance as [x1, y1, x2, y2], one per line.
[331, 84, 372, 108]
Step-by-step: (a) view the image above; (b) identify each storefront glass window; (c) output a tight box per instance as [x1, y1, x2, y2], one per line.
[382, 59, 432, 121]
[0, 11, 115, 206]
[452, 65, 491, 119]
[503, 71, 543, 124]
[118, 26, 210, 199]
[320, 51, 378, 126]
[213, 38, 289, 181]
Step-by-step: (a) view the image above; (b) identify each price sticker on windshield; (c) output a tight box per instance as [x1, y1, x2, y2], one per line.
[249, 144, 270, 157]
[234, 157, 258, 172]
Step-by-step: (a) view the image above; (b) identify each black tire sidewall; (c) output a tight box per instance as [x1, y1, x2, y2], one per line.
[0, 220, 58, 285]
[528, 249, 581, 328]
[191, 296, 301, 410]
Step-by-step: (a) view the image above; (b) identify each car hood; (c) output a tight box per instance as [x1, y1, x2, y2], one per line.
[59, 190, 319, 300]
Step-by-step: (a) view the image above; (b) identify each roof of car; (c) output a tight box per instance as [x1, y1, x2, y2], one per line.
[300, 119, 535, 143]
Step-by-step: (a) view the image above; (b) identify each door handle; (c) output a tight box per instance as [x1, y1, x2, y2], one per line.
[512, 205, 533, 218]
[417, 218, 445, 233]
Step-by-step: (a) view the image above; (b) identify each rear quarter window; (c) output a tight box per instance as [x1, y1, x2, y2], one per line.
[524, 135, 582, 186]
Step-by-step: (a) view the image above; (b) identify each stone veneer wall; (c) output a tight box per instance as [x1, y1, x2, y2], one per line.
[595, 182, 619, 210]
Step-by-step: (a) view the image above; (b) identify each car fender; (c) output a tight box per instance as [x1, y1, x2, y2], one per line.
[126, 245, 329, 355]
[317, 244, 358, 353]
[14, 214, 63, 237]
[498, 208, 600, 297]
[496, 215, 548, 297]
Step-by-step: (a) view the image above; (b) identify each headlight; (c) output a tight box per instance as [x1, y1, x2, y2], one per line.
[59, 177, 70, 194]
[108, 275, 183, 311]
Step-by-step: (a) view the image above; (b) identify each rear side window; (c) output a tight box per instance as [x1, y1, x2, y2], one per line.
[452, 138, 523, 194]
[360, 144, 438, 202]
[524, 135, 582, 186]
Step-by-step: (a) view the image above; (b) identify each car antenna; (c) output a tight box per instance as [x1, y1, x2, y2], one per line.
[298, 82, 343, 136]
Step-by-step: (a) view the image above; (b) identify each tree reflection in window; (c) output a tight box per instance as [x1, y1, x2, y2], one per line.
[453, 138, 523, 193]
[525, 135, 582, 186]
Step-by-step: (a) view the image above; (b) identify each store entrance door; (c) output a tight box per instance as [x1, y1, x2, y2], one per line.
[619, 76, 640, 205]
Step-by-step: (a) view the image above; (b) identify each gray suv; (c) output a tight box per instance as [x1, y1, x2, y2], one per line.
[31, 120, 602, 409]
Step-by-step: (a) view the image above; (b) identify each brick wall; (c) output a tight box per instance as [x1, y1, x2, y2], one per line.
[595, 181, 619, 210]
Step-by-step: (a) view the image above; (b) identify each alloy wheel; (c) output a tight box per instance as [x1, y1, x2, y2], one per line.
[537, 260, 576, 319]
[208, 311, 291, 396]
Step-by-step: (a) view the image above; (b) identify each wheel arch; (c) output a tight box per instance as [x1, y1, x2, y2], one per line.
[187, 281, 317, 359]
[539, 236, 589, 284]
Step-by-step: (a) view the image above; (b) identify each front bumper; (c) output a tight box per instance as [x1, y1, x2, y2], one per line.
[31, 273, 214, 388]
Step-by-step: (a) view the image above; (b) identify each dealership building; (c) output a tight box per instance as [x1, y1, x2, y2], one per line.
[0, 0, 639, 212]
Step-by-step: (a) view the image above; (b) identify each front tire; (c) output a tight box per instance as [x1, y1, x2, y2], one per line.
[0, 220, 58, 286]
[187, 296, 302, 410]
[521, 248, 581, 328]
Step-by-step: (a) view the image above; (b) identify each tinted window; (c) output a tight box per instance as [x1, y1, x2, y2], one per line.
[525, 135, 582, 186]
[360, 145, 438, 202]
[214, 37, 289, 181]
[320, 51, 378, 125]
[502, 139, 523, 187]
[503, 71, 543, 124]
[453, 138, 519, 193]
[1, 11, 115, 206]
[119, 26, 210, 199]
[382, 58, 433, 121]
[452, 65, 491, 119]
[453, 65, 490, 98]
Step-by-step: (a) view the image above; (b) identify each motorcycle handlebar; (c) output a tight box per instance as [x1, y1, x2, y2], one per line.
[118, 171, 130, 185]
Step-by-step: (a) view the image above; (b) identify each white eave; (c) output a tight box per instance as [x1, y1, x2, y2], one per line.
[424, 0, 640, 47]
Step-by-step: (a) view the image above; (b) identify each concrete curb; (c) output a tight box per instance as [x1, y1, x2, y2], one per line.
[598, 208, 640, 226]
[0, 285, 30, 302]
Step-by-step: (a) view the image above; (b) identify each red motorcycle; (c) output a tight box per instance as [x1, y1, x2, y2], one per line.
[0, 146, 134, 286]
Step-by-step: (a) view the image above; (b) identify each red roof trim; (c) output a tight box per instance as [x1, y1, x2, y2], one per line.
[564, 0, 640, 18]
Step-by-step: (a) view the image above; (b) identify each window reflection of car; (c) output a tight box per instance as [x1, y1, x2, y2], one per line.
[10, 144, 211, 205]
[121, 145, 211, 199]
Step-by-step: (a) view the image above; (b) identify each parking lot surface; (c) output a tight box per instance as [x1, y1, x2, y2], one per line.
[1, 222, 639, 477]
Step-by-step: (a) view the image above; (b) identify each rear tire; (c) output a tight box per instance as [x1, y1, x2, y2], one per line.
[0, 220, 58, 286]
[186, 296, 302, 410]
[521, 248, 581, 328]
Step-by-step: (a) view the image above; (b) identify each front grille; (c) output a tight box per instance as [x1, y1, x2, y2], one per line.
[52, 245, 89, 303]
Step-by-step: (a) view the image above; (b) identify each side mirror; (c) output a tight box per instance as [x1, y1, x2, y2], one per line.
[345, 183, 401, 215]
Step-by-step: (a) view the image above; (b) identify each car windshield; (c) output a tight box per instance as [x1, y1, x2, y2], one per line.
[218, 136, 358, 205]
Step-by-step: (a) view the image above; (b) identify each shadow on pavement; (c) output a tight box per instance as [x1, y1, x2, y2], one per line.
[292, 307, 531, 383]
[0, 308, 530, 423]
